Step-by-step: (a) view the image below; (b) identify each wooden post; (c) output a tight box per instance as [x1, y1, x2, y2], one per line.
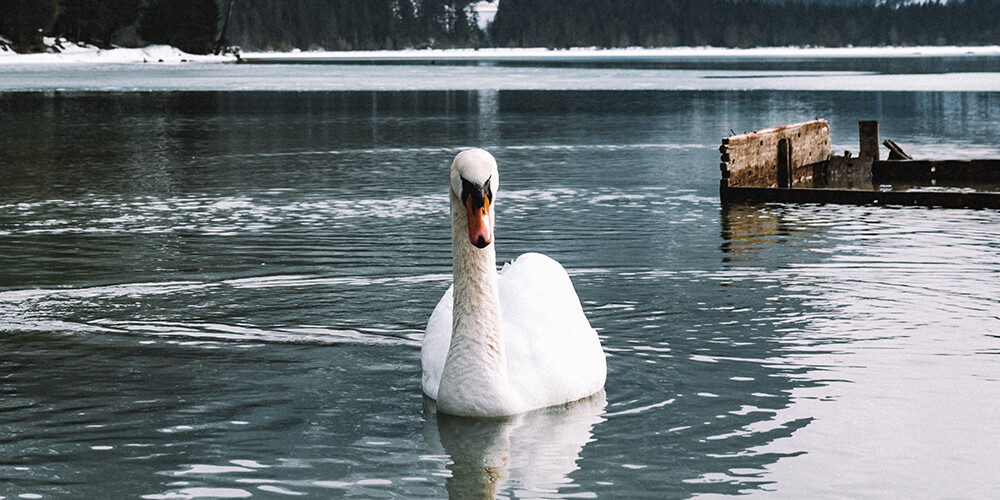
[777, 138, 791, 188]
[859, 120, 880, 162]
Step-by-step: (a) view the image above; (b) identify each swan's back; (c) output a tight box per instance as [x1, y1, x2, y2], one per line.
[498, 253, 605, 407]
[422, 253, 606, 409]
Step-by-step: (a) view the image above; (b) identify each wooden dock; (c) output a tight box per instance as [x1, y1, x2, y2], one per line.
[719, 120, 1000, 209]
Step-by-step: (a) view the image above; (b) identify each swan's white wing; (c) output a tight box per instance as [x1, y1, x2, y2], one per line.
[423, 253, 606, 409]
[499, 253, 607, 409]
[422, 285, 453, 400]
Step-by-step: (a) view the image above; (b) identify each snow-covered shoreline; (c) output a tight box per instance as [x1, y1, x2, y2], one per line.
[241, 45, 1000, 63]
[3, 39, 1000, 65]
[0, 38, 232, 64]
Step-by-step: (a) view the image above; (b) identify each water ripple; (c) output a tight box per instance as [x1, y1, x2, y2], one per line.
[0, 276, 438, 346]
[0, 193, 449, 236]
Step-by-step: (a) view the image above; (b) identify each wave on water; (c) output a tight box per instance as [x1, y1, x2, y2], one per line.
[90, 320, 421, 347]
[204, 143, 712, 161]
[0, 277, 432, 347]
[0, 193, 449, 235]
[0, 180, 707, 237]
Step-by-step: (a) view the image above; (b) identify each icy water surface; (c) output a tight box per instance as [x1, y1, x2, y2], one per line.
[3, 52, 1000, 92]
[2, 75, 1000, 498]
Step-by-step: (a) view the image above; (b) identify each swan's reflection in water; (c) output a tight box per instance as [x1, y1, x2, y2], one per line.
[424, 391, 607, 499]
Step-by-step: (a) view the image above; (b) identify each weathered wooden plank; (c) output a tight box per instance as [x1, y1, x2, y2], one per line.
[825, 152, 873, 190]
[720, 185, 1000, 209]
[720, 119, 831, 188]
[883, 139, 912, 160]
[873, 160, 1000, 183]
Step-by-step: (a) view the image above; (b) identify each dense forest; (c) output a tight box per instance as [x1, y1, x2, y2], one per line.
[0, 0, 483, 53]
[222, 0, 484, 51]
[2, 0, 999, 54]
[0, 0, 222, 53]
[493, 0, 1000, 48]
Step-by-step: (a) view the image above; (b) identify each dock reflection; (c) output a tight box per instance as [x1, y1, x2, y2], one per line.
[719, 204, 825, 264]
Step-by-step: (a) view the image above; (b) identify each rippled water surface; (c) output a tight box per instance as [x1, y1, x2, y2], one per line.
[2, 70, 1000, 499]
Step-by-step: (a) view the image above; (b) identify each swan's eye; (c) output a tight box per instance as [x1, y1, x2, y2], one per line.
[460, 178, 477, 204]
[461, 177, 490, 210]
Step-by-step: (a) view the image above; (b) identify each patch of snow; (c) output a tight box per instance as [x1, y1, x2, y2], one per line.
[0, 37, 233, 64]
[473, 1, 499, 30]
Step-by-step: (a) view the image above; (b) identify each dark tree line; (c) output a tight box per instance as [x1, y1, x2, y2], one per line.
[0, 0, 483, 53]
[138, 0, 220, 54]
[224, 0, 484, 51]
[58, 0, 142, 48]
[0, 0, 219, 53]
[0, 0, 61, 51]
[3, 0, 999, 54]
[491, 0, 1000, 48]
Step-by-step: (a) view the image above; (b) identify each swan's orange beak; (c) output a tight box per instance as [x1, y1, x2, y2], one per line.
[465, 193, 492, 249]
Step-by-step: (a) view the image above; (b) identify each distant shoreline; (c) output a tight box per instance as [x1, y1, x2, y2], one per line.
[3, 42, 1000, 66]
[242, 45, 1000, 64]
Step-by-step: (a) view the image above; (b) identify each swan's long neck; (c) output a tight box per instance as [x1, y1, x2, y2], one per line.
[436, 191, 516, 416]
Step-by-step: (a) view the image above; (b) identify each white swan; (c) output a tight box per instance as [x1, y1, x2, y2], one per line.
[421, 148, 606, 417]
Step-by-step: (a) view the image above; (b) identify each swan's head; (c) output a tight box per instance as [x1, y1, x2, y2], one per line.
[451, 148, 499, 249]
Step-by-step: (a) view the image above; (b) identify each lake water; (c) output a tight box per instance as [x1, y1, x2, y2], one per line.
[2, 57, 999, 499]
